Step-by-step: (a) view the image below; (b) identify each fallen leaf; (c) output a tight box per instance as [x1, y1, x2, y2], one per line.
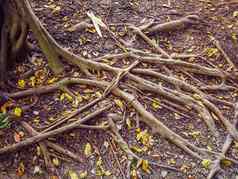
[68, 170, 79, 179]
[14, 107, 23, 117]
[114, 99, 124, 111]
[16, 162, 25, 176]
[141, 160, 151, 174]
[201, 159, 211, 169]
[221, 159, 232, 167]
[131, 169, 138, 179]
[84, 143, 92, 157]
[14, 132, 21, 142]
[152, 99, 161, 109]
[206, 48, 219, 57]
[17, 79, 26, 88]
[87, 11, 106, 37]
[52, 158, 60, 167]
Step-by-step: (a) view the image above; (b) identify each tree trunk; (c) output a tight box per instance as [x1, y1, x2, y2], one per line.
[0, 0, 29, 86]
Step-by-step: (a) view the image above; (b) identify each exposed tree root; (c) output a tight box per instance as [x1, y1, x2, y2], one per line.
[1, 0, 238, 177]
[207, 103, 238, 179]
[0, 104, 111, 154]
[142, 15, 201, 34]
[5, 78, 237, 163]
[21, 121, 83, 163]
[108, 114, 181, 172]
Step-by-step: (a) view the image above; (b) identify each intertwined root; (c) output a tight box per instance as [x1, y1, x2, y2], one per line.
[1, 0, 238, 178]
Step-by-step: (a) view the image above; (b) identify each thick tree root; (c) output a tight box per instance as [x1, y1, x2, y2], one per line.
[1, 0, 238, 177]
[5, 78, 234, 161]
[108, 114, 180, 172]
[0, 105, 111, 154]
[21, 121, 83, 163]
[142, 15, 201, 34]
[207, 103, 238, 179]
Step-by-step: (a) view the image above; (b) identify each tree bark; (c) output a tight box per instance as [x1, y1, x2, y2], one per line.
[0, 0, 29, 86]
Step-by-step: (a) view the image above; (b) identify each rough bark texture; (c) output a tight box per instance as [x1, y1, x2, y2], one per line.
[0, 0, 29, 86]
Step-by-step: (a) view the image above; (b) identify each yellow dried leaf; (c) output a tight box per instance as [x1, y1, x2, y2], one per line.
[136, 129, 152, 146]
[193, 93, 202, 100]
[68, 170, 79, 179]
[84, 143, 92, 157]
[152, 100, 160, 110]
[29, 76, 36, 87]
[104, 170, 111, 176]
[47, 77, 58, 84]
[86, 27, 96, 33]
[60, 93, 73, 102]
[126, 118, 132, 129]
[95, 91, 102, 98]
[131, 146, 144, 153]
[233, 11, 238, 17]
[131, 169, 138, 179]
[201, 159, 211, 169]
[188, 131, 201, 139]
[142, 160, 150, 174]
[206, 48, 218, 57]
[36, 146, 41, 156]
[52, 158, 60, 167]
[79, 171, 87, 179]
[65, 93, 73, 102]
[14, 107, 23, 117]
[17, 79, 25, 88]
[168, 158, 176, 165]
[114, 99, 124, 111]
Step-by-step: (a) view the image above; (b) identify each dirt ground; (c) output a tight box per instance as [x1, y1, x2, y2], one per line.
[0, 0, 238, 179]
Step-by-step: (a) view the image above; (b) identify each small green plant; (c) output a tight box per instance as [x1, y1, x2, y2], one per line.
[0, 113, 10, 129]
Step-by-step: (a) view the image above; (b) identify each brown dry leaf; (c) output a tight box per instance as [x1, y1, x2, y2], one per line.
[50, 176, 59, 179]
[14, 132, 21, 142]
[131, 169, 138, 179]
[221, 159, 232, 167]
[16, 162, 25, 176]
